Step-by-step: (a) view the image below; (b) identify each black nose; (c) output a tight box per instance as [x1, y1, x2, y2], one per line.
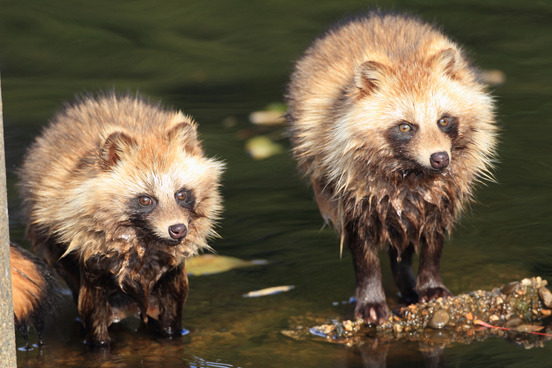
[168, 223, 187, 240]
[430, 151, 450, 170]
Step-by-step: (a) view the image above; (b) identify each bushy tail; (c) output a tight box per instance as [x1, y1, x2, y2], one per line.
[10, 243, 60, 345]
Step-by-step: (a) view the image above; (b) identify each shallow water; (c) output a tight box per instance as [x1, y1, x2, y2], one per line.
[2, 0, 552, 367]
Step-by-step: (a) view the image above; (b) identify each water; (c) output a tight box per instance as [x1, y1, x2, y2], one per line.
[2, 0, 552, 367]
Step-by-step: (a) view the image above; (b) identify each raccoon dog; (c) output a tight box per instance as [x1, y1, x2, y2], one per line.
[19, 94, 224, 345]
[287, 13, 497, 324]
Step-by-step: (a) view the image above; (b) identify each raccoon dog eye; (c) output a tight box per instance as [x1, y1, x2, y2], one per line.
[175, 190, 188, 202]
[438, 117, 450, 127]
[437, 115, 457, 134]
[398, 123, 412, 133]
[175, 189, 193, 207]
[138, 196, 154, 207]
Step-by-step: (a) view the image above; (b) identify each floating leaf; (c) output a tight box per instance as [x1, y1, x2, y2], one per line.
[187, 254, 267, 276]
[249, 111, 286, 126]
[479, 69, 506, 86]
[243, 285, 295, 298]
[249, 103, 287, 126]
[245, 135, 284, 160]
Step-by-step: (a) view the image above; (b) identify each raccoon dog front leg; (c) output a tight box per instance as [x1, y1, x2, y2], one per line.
[347, 224, 389, 324]
[153, 264, 189, 337]
[388, 245, 418, 304]
[416, 235, 451, 302]
[78, 277, 112, 346]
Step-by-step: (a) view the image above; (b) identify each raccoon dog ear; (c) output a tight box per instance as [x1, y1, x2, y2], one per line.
[354, 61, 389, 96]
[166, 122, 203, 155]
[429, 48, 458, 78]
[100, 131, 137, 167]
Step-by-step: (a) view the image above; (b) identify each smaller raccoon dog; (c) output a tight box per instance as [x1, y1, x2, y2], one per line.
[18, 94, 224, 346]
[287, 13, 498, 324]
[10, 242, 60, 347]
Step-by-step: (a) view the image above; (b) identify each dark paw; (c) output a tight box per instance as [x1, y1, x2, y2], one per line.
[355, 301, 389, 325]
[161, 325, 179, 337]
[418, 286, 452, 303]
[148, 318, 183, 338]
[84, 336, 111, 348]
[397, 289, 419, 305]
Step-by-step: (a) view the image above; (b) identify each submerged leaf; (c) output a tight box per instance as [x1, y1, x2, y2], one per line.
[245, 136, 284, 160]
[187, 254, 267, 276]
[515, 324, 545, 333]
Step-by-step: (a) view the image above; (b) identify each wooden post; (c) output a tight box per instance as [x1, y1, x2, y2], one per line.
[0, 75, 16, 367]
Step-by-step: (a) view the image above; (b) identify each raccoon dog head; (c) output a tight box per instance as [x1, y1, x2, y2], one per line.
[95, 117, 223, 253]
[347, 46, 496, 178]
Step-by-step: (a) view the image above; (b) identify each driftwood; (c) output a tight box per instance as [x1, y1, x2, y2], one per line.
[283, 277, 552, 349]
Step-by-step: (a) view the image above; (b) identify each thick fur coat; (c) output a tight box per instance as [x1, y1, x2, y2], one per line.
[287, 13, 498, 323]
[18, 94, 224, 345]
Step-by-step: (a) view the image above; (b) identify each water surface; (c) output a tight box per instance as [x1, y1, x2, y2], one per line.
[2, 1, 552, 367]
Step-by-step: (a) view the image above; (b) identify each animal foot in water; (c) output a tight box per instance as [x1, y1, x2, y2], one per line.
[85, 335, 111, 348]
[355, 301, 389, 325]
[418, 286, 452, 303]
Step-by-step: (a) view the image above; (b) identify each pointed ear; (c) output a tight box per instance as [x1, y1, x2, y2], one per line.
[429, 48, 458, 78]
[166, 122, 203, 155]
[354, 61, 390, 96]
[100, 131, 137, 168]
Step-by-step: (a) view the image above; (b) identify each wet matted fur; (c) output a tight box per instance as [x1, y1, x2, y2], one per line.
[18, 93, 224, 345]
[287, 12, 498, 324]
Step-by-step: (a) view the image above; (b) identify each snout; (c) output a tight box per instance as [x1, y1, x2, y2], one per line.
[168, 223, 187, 240]
[429, 151, 449, 170]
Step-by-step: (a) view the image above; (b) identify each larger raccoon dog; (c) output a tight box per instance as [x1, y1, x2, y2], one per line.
[287, 13, 497, 324]
[18, 94, 224, 345]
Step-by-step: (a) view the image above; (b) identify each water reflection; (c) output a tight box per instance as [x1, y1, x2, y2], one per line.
[16, 335, 241, 368]
[354, 339, 390, 368]
[353, 343, 446, 368]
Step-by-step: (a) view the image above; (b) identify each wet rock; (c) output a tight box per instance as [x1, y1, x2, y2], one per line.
[335, 324, 344, 337]
[428, 310, 450, 329]
[343, 320, 354, 332]
[501, 282, 519, 295]
[293, 277, 551, 349]
[521, 278, 532, 286]
[539, 287, 552, 308]
[504, 317, 523, 328]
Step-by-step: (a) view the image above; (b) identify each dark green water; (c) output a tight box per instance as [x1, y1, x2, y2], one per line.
[2, 0, 552, 367]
